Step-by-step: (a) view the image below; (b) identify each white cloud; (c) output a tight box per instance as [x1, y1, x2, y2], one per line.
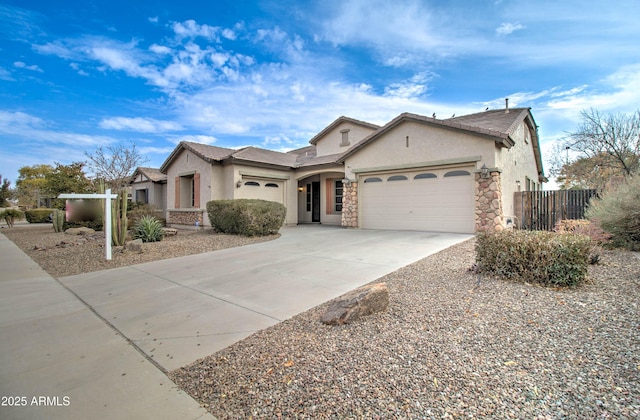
[495, 22, 524, 36]
[0, 67, 14, 81]
[148, 16, 159, 23]
[99, 117, 183, 133]
[171, 20, 222, 41]
[13, 61, 43, 72]
[149, 44, 172, 55]
[0, 110, 115, 147]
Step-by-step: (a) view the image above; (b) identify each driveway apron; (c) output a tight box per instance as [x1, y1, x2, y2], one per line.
[58, 226, 472, 372]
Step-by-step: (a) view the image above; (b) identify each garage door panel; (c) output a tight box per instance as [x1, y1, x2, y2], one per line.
[360, 167, 474, 233]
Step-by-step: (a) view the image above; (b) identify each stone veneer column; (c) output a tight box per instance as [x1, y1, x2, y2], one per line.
[341, 182, 358, 228]
[475, 171, 504, 232]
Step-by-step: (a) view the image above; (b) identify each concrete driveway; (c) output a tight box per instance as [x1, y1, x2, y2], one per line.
[59, 226, 472, 372]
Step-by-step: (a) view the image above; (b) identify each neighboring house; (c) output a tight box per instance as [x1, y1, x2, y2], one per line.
[159, 106, 545, 233]
[129, 167, 167, 211]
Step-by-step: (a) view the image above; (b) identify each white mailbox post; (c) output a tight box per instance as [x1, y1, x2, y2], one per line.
[58, 188, 119, 260]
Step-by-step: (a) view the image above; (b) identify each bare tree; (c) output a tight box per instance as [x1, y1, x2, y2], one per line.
[85, 144, 147, 190]
[564, 108, 640, 177]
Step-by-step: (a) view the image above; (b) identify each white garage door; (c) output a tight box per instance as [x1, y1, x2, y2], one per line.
[360, 167, 475, 233]
[237, 178, 284, 203]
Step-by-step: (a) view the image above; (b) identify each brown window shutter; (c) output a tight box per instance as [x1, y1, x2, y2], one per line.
[175, 176, 180, 208]
[194, 172, 201, 208]
[326, 179, 332, 214]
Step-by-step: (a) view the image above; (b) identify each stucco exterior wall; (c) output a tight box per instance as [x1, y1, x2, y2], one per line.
[496, 120, 541, 223]
[315, 122, 377, 156]
[165, 149, 220, 226]
[344, 121, 496, 179]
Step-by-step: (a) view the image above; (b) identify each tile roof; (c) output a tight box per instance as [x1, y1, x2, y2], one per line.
[160, 108, 541, 174]
[308, 116, 380, 145]
[228, 147, 299, 167]
[134, 167, 167, 182]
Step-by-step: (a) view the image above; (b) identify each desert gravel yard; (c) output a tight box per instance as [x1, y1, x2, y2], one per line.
[170, 239, 640, 419]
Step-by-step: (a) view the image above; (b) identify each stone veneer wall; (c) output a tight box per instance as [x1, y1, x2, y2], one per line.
[341, 182, 358, 228]
[168, 209, 205, 226]
[475, 171, 504, 232]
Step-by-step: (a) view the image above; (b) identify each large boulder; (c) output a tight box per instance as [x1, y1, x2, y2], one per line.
[127, 238, 144, 253]
[65, 227, 96, 235]
[321, 282, 389, 325]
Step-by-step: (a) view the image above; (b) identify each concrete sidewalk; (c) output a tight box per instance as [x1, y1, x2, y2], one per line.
[0, 233, 214, 420]
[58, 226, 472, 372]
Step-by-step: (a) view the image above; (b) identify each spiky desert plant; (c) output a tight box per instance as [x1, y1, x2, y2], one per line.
[111, 188, 128, 246]
[52, 209, 65, 232]
[132, 215, 165, 243]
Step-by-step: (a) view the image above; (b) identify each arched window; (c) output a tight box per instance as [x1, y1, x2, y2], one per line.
[244, 181, 260, 186]
[414, 173, 437, 180]
[265, 183, 279, 188]
[444, 170, 471, 177]
[364, 177, 382, 183]
[388, 175, 408, 181]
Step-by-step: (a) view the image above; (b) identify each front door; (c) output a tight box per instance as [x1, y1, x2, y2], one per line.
[312, 181, 320, 222]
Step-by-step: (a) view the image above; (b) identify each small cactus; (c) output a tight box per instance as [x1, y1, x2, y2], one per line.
[52, 209, 65, 233]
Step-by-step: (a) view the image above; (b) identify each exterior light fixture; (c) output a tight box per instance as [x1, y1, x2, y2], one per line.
[481, 164, 490, 179]
[298, 186, 304, 192]
[516, 180, 521, 190]
[342, 178, 352, 186]
[236, 180, 242, 188]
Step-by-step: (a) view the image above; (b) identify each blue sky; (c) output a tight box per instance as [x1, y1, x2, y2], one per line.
[1, 0, 639, 186]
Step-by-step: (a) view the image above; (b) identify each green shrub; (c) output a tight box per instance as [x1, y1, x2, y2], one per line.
[475, 230, 592, 287]
[128, 204, 165, 227]
[586, 175, 640, 250]
[1, 208, 23, 227]
[24, 208, 54, 223]
[132, 215, 165, 243]
[63, 220, 103, 231]
[207, 199, 286, 236]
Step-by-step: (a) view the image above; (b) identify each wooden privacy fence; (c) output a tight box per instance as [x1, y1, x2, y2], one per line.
[514, 189, 598, 231]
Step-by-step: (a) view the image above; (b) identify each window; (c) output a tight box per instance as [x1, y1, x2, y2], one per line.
[179, 174, 195, 208]
[414, 173, 437, 180]
[135, 189, 149, 204]
[364, 177, 382, 183]
[244, 181, 260, 186]
[334, 180, 343, 212]
[340, 129, 350, 146]
[265, 183, 279, 188]
[388, 175, 408, 181]
[306, 183, 311, 212]
[444, 170, 471, 177]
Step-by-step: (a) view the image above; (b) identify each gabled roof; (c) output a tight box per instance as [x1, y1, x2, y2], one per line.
[449, 108, 531, 136]
[337, 109, 535, 163]
[227, 146, 299, 167]
[160, 141, 236, 172]
[308, 116, 380, 145]
[131, 167, 167, 183]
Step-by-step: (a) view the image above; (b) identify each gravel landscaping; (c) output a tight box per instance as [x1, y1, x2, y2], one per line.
[1, 224, 277, 278]
[170, 239, 640, 419]
[3, 223, 639, 418]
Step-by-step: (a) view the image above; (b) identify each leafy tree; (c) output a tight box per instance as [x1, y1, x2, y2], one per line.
[85, 144, 147, 190]
[556, 152, 627, 190]
[15, 164, 53, 208]
[0, 175, 12, 207]
[45, 162, 94, 209]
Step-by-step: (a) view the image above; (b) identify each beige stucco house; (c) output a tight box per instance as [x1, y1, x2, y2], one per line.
[130, 167, 167, 211]
[158, 106, 545, 233]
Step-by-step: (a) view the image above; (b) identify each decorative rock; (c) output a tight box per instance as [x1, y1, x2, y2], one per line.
[127, 238, 144, 253]
[321, 282, 389, 325]
[65, 227, 96, 235]
[162, 228, 178, 236]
